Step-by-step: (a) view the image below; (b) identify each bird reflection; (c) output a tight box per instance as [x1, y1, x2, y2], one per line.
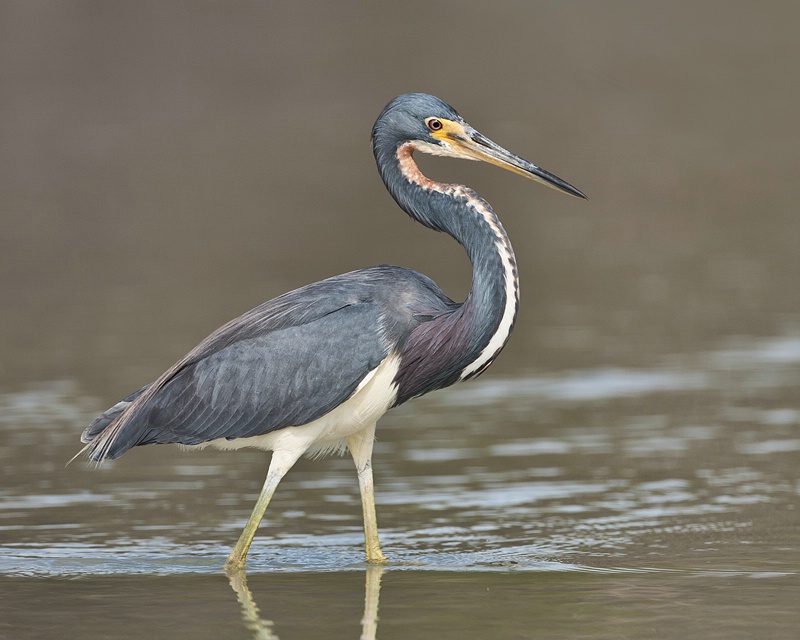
[226, 567, 280, 640]
[359, 565, 383, 640]
[226, 566, 385, 640]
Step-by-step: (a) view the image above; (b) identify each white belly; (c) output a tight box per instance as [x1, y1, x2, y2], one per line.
[190, 353, 401, 459]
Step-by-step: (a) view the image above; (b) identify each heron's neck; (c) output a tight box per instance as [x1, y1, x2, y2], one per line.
[381, 143, 520, 387]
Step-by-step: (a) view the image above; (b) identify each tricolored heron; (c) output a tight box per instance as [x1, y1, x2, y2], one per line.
[81, 93, 586, 569]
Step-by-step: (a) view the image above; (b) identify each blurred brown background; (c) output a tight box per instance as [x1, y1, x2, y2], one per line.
[2, 1, 798, 399]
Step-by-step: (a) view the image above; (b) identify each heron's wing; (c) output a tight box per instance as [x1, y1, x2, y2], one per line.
[143, 302, 387, 443]
[86, 279, 395, 460]
[82, 266, 456, 461]
[82, 385, 150, 442]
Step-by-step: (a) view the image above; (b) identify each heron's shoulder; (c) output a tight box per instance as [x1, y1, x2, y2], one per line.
[346, 265, 455, 304]
[172, 266, 452, 372]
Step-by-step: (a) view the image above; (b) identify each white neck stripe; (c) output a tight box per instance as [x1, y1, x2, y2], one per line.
[395, 143, 519, 381]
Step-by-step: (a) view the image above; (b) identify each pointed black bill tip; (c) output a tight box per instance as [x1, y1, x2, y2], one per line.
[534, 166, 588, 200]
[459, 128, 588, 201]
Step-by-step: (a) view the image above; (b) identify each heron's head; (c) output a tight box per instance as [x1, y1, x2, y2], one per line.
[372, 93, 586, 199]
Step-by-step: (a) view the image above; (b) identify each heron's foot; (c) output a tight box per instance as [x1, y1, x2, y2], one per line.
[366, 547, 388, 564]
[225, 550, 248, 571]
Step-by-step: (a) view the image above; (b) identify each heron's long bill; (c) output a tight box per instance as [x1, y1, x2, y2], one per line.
[445, 126, 587, 200]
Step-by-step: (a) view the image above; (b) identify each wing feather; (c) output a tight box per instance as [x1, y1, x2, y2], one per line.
[82, 265, 456, 461]
[86, 299, 387, 460]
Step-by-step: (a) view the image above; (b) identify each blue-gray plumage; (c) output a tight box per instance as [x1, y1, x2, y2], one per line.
[83, 267, 453, 455]
[81, 93, 586, 569]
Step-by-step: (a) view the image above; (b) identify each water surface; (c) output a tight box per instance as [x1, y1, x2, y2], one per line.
[2, 337, 798, 638]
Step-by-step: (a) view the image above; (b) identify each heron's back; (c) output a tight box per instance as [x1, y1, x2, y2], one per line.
[82, 265, 457, 461]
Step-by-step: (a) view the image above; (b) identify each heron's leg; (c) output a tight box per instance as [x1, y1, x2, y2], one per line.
[347, 423, 388, 563]
[225, 448, 302, 569]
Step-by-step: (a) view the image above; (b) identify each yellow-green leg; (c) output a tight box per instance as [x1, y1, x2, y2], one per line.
[225, 449, 300, 569]
[348, 424, 388, 564]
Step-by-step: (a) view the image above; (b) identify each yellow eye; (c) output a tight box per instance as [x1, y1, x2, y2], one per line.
[426, 118, 443, 132]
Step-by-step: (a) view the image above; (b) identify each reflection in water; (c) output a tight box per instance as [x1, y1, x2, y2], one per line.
[227, 567, 280, 640]
[359, 566, 383, 640]
[227, 566, 384, 640]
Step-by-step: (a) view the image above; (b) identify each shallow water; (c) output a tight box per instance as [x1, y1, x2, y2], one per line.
[2, 337, 799, 638]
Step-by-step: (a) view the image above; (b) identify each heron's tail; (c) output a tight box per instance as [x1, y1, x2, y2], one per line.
[80, 384, 150, 461]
